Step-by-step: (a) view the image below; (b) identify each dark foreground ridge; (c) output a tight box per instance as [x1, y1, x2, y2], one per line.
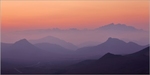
[64, 47, 149, 74]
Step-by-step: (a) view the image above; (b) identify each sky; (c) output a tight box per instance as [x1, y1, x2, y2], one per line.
[1, 1, 149, 44]
[1, 1, 149, 32]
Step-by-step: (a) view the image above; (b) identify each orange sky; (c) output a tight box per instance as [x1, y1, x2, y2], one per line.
[1, 1, 149, 32]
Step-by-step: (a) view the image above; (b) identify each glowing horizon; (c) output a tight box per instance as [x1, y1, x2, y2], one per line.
[2, 1, 149, 32]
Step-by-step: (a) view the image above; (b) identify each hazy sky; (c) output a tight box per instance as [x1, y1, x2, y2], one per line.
[1, 1, 149, 32]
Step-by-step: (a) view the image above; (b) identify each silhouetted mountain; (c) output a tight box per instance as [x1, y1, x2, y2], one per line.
[34, 43, 73, 54]
[76, 37, 146, 59]
[1, 39, 60, 63]
[11, 39, 39, 50]
[1, 39, 79, 74]
[126, 47, 149, 57]
[30, 36, 78, 50]
[96, 23, 145, 32]
[1, 38, 149, 74]
[97, 37, 146, 54]
[66, 47, 149, 74]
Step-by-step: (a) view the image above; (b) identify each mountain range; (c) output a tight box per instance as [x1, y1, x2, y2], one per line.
[1, 39, 75, 63]
[96, 23, 146, 32]
[21, 23, 147, 32]
[65, 47, 149, 74]
[9, 23, 149, 46]
[75, 37, 147, 59]
[2, 37, 147, 61]
[1, 37, 149, 74]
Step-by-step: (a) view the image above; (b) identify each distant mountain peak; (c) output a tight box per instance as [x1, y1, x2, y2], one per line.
[97, 37, 127, 46]
[97, 23, 143, 32]
[14, 39, 31, 45]
[106, 37, 126, 43]
[106, 23, 125, 26]
[108, 37, 113, 40]
[108, 23, 115, 25]
[105, 23, 129, 28]
[107, 37, 119, 40]
[15, 39, 28, 43]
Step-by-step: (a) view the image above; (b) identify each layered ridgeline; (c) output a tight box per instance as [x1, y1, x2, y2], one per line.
[65, 47, 149, 74]
[1, 39, 76, 74]
[2, 37, 147, 61]
[1, 37, 148, 74]
[9, 23, 149, 47]
[75, 37, 147, 59]
[1, 39, 74, 63]
[95, 23, 146, 32]
[30, 36, 78, 50]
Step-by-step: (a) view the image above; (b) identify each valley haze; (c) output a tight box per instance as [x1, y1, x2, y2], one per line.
[2, 23, 149, 47]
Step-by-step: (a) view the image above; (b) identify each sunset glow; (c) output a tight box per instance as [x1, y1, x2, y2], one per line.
[1, 1, 149, 32]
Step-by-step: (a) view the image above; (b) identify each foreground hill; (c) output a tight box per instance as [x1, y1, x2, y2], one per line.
[65, 47, 149, 74]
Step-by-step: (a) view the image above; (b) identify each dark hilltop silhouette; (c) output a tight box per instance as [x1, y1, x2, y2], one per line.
[64, 47, 149, 74]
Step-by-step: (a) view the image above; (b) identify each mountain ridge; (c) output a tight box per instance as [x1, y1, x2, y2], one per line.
[76, 37, 147, 59]
[30, 36, 78, 50]
[96, 23, 146, 32]
[65, 47, 149, 74]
